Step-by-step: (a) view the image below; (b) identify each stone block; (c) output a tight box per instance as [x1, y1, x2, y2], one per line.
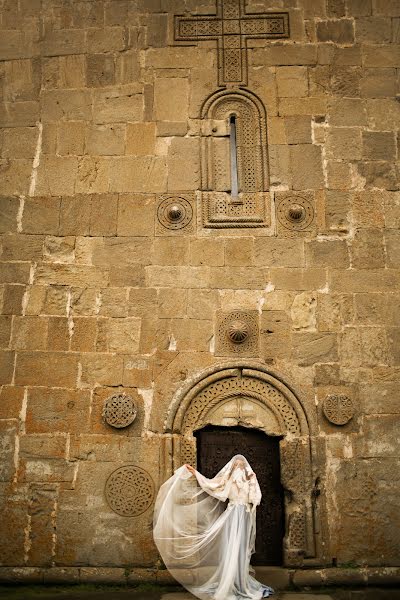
[0, 385, 24, 419]
[351, 229, 385, 269]
[0, 421, 17, 481]
[328, 98, 367, 126]
[19, 434, 67, 459]
[89, 194, 118, 236]
[317, 19, 355, 44]
[276, 67, 308, 98]
[325, 127, 362, 160]
[108, 265, 145, 287]
[291, 291, 317, 330]
[159, 288, 187, 319]
[347, 0, 372, 15]
[209, 267, 266, 290]
[331, 65, 361, 96]
[366, 98, 400, 130]
[385, 230, 400, 267]
[362, 131, 396, 161]
[0, 315, 11, 346]
[86, 27, 126, 53]
[330, 269, 400, 292]
[0, 158, 32, 196]
[361, 67, 397, 98]
[153, 238, 189, 266]
[34, 263, 108, 287]
[98, 288, 127, 318]
[126, 122, 156, 155]
[0, 101, 39, 128]
[85, 124, 125, 156]
[189, 239, 224, 267]
[358, 161, 398, 191]
[11, 316, 47, 350]
[187, 289, 220, 320]
[0, 263, 31, 285]
[96, 317, 141, 353]
[284, 116, 312, 144]
[93, 85, 143, 124]
[59, 195, 91, 236]
[279, 97, 327, 116]
[360, 381, 400, 414]
[255, 239, 305, 268]
[352, 191, 384, 228]
[128, 288, 158, 318]
[86, 55, 115, 88]
[0, 196, 19, 234]
[388, 327, 400, 365]
[325, 190, 352, 232]
[290, 145, 324, 190]
[25, 285, 69, 316]
[292, 332, 338, 365]
[47, 317, 70, 351]
[92, 237, 151, 269]
[270, 268, 326, 291]
[224, 238, 254, 267]
[57, 122, 85, 156]
[123, 356, 153, 388]
[261, 310, 291, 360]
[58, 55, 86, 88]
[2, 127, 38, 159]
[327, 0, 346, 16]
[0, 284, 25, 315]
[35, 156, 78, 196]
[251, 45, 317, 66]
[70, 317, 97, 352]
[15, 352, 79, 387]
[326, 162, 352, 190]
[363, 45, 400, 67]
[306, 240, 349, 268]
[109, 156, 166, 193]
[118, 194, 155, 236]
[146, 266, 209, 289]
[317, 294, 344, 331]
[167, 138, 200, 191]
[41, 90, 92, 122]
[1, 233, 44, 261]
[79, 353, 124, 387]
[372, 0, 400, 15]
[355, 16, 392, 42]
[41, 29, 86, 57]
[75, 156, 110, 194]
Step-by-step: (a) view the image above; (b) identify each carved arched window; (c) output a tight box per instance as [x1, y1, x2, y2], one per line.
[200, 89, 269, 228]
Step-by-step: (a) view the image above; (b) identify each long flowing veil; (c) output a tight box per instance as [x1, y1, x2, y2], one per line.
[153, 454, 262, 599]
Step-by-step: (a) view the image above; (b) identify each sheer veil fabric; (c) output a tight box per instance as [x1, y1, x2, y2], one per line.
[153, 454, 274, 600]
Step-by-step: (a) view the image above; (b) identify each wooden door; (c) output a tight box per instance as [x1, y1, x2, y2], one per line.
[195, 425, 284, 565]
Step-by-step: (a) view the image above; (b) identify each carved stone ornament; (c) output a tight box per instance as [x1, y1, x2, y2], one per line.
[323, 394, 354, 425]
[156, 194, 195, 235]
[174, 0, 289, 87]
[216, 310, 259, 356]
[201, 89, 270, 229]
[105, 465, 154, 517]
[102, 393, 137, 429]
[277, 196, 315, 231]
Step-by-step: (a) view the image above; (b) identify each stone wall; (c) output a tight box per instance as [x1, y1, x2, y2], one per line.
[0, 0, 399, 573]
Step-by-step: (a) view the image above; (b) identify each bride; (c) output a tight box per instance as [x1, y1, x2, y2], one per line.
[153, 454, 274, 600]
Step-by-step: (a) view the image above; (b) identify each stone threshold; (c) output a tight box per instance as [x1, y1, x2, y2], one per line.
[0, 566, 399, 587]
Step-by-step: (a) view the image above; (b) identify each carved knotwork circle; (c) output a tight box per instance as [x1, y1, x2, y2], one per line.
[323, 394, 354, 425]
[277, 196, 314, 231]
[157, 196, 193, 230]
[103, 393, 137, 428]
[227, 320, 249, 344]
[105, 465, 154, 517]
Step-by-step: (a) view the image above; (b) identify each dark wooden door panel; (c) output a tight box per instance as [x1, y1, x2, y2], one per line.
[195, 425, 284, 566]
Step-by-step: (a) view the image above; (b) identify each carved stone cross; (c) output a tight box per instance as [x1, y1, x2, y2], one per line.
[174, 0, 289, 86]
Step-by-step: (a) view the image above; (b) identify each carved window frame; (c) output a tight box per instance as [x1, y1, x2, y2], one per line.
[200, 89, 270, 228]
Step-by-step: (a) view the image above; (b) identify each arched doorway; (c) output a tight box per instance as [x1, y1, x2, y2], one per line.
[195, 424, 284, 566]
[161, 362, 320, 567]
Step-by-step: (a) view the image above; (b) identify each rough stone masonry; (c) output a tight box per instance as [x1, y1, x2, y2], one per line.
[0, 0, 399, 584]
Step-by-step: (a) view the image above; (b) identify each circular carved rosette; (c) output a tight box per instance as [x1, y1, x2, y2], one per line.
[105, 465, 154, 517]
[157, 196, 193, 230]
[102, 393, 137, 428]
[217, 311, 259, 356]
[277, 196, 314, 231]
[323, 394, 354, 425]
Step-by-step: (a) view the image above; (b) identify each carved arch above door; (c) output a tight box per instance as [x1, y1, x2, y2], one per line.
[161, 362, 322, 567]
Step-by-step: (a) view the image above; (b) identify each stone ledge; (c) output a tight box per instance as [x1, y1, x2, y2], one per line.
[0, 567, 399, 587]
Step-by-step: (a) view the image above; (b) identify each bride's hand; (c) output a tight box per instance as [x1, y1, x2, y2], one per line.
[184, 464, 195, 474]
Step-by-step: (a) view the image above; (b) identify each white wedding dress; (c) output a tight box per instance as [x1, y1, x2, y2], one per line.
[153, 454, 274, 600]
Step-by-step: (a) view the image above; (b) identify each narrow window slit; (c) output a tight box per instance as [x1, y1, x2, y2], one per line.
[229, 115, 239, 200]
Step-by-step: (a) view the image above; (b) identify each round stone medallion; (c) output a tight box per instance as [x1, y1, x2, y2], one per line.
[103, 393, 137, 428]
[277, 196, 314, 230]
[323, 394, 354, 425]
[227, 320, 250, 344]
[157, 196, 193, 230]
[105, 465, 154, 517]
